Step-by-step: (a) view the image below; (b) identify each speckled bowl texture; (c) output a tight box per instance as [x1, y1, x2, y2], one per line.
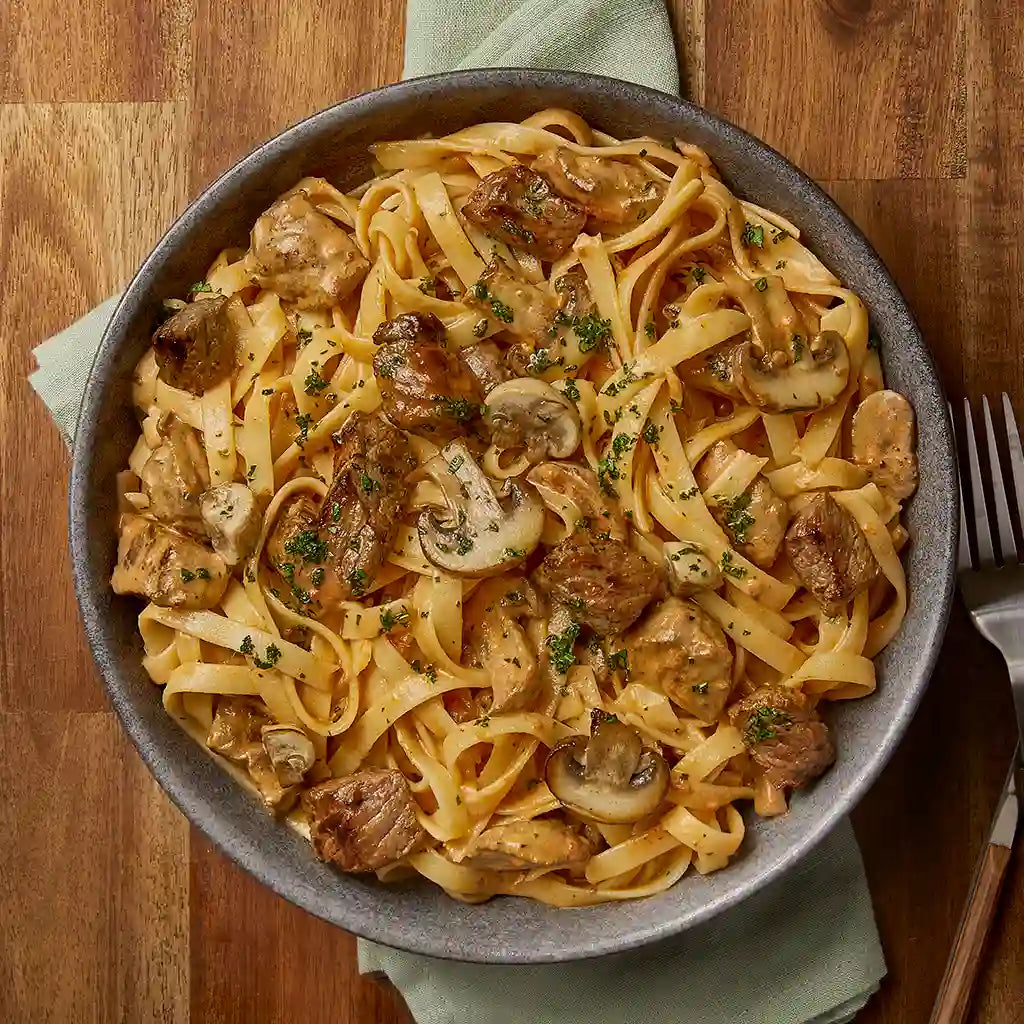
[69, 70, 956, 963]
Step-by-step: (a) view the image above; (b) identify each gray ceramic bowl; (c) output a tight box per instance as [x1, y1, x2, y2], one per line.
[69, 70, 956, 963]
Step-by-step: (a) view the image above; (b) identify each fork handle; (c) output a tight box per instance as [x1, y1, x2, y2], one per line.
[928, 842, 1012, 1024]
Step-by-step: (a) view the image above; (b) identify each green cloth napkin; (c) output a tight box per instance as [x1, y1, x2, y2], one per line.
[29, 4, 887, 1019]
[403, 0, 680, 93]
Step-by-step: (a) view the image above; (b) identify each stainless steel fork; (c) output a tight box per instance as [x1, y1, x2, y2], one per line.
[929, 394, 1023, 1024]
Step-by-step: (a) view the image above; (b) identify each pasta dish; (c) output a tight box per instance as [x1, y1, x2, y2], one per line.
[111, 109, 918, 906]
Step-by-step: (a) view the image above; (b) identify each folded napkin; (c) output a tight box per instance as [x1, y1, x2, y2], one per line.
[30, 3, 886, 1019]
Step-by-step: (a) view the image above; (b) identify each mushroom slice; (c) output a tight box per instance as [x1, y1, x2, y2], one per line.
[200, 482, 261, 566]
[261, 724, 316, 787]
[417, 441, 544, 576]
[737, 329, 851, 413]
[850, 389, 918, 499]
[663, 542, 723, 596]
[545, 710, 670, 824]
[484, 378, 582, 462]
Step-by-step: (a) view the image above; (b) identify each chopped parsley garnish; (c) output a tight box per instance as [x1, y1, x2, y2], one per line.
[612, 433, 636, 457]
[304, 367, 329, 395]
[644, 322, 656, 338]
[720, 550, 748, 579]
[455, 534, 474, 555]
[502, 546, 525, 560]
[436, 396, 480, 422]
[527, 348, 554, 375]
[360, 471, 380, 493]
[562, 378, 580, 402]
[309, 567, 325, 587]
[239, 635, 255, 655]
[347, 568, 368, 596]
[754, 277, 768, 292]
[195, 567, 211, 580]
[254, 643, 281, 670]
[692, 265, 707, 284]
[770, 227, 790, 244]
[692, 682, 710, 695]
[379, 607, 410, 632]
[188, 280, 213, 295]
[743, 706, 792, 744]
[284, 530, 328, 563]
[642, 422, 661, 446]
[522, 177, 548, 217]
[547, 622, 581, 675]
[180, 568, 196, 582]
[295, 412, 313, 446]
[741, 222, 765, 248]
[296, 327, 313, 348]
[720, 492, 755, 545]
[609, 649, 629, 671]
[597, 456, 621, 496]
[471, 282, 489, 300]
[331, 501, 342, 522]
[792, 335, 805, 362]
[448, 454, 465, 473]
[571, 310, 613, 353]
[418, 276, 437, 295]
[489, 297, 514, 323]
[246, 464, 257, 481]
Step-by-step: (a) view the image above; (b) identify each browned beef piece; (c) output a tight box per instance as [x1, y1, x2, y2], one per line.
[372, 313, 483, 437]
[248, 194, 369, 309]
[784, 492, 879, 614]
[318, 412, 415, 603]
[152, 295, 242, 395]
[533, 534, 661, 635]
[463, 163, 585, 261]
[729, 687, 836, 790]
[533, 148, 664, 231]
[302, 769, 426, 872]
[624, 598, 733, 723]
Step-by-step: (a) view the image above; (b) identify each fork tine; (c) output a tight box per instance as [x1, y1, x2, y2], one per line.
[1001, 392, 1024, 527]
[982, 395, 1018, 563]
[964, 398, 997, 566]
[950, 402, 973, 570]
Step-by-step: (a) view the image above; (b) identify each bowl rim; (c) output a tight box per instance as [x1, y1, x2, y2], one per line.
[69, 68, 957, 962]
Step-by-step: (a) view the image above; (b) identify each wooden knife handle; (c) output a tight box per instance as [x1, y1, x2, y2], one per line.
[929, 843, 1012, 1024]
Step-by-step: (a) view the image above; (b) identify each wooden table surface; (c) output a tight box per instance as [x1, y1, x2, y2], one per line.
[2, 2, 1022, 1021]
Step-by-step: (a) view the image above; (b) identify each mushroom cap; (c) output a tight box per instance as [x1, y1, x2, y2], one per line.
[484, 377, 582, 462]
[200, 482, 261, 566]
[417, 441, 545, 577]
[262, 724, 316, 787]
[544, 713, 670, 823]
[737, 329, 851, 413]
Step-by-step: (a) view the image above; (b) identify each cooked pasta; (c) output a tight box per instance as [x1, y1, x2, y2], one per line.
[111, 109, 918, 906]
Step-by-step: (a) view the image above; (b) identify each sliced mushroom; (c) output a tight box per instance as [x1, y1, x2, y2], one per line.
[261, 724, 316, 786]
[464, 818, 592, 871]
[545, 709, 670, 823]
[200, 482, 261, 566]
[527, 461, 628, 542]
[417, 441, 545, 576]
[737, 328, 851, 413]
[484, 378, 581, 463]
[663, 541, 723, 596]
[850, 389, 918, 499]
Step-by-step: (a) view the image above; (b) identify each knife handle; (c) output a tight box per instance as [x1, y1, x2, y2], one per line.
[928, 842, 1012, 1024]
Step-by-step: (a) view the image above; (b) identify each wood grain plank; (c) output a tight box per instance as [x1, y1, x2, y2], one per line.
[0, 102, 190, 713]
[189, 834, 413, 1024]
[0, 0, 195, 102]
[0, 713, 189, 1023]
[188, 0, 405, 194]
[704, 0, 966, 180]
[668, 0, 707, 104]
